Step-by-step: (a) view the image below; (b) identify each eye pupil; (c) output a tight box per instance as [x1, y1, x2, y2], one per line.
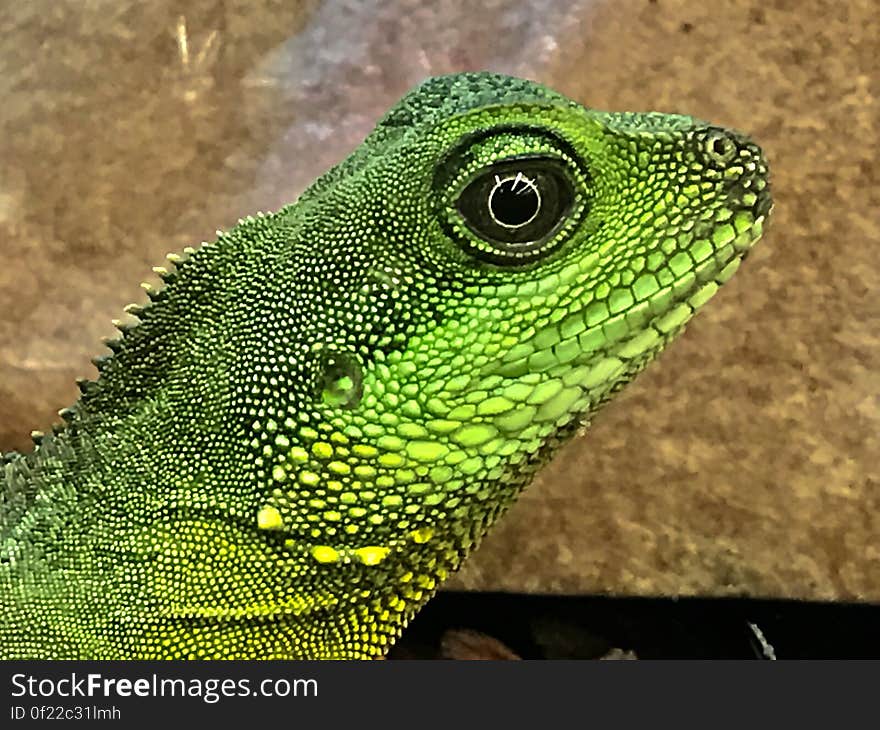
[488, 174, 541, 228]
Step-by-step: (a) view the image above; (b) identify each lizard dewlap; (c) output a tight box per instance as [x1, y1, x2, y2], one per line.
[0, 72, 771, 659]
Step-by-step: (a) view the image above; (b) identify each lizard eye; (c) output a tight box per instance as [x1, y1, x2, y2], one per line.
[455, 157, 575, 262]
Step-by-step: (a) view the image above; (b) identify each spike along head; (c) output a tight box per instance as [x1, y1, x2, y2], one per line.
[253, 74, 770, 584]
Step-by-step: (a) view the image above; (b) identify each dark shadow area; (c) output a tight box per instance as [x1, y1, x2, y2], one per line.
[391, 591, 880, 659]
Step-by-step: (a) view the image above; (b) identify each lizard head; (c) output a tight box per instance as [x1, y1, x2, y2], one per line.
[245, 73, 771, 650]
[4, 74, 770, 659]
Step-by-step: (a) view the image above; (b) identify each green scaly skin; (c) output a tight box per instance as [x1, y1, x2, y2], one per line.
[0, 73, 771, 659]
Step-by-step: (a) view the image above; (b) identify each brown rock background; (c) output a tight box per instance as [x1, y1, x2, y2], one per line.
[0, 0, 876, 601]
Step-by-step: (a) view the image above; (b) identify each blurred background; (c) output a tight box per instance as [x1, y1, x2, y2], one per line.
[0, 0, 877, 653]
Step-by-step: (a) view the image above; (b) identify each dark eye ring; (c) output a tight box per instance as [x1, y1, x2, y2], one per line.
[455, 157, 577, 264]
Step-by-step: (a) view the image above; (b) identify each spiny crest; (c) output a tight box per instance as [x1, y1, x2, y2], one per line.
[32, 211, 270, 443]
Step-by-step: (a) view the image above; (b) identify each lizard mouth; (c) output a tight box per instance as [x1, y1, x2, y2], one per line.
[491, 202, 770, 389]
[523, 204, 771, 456]
[611, 208, 769, 360]
[572, 205, 770, 404]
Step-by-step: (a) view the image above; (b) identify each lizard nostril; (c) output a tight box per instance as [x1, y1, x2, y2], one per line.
[711, 137, 728, 156]
[702, 128, 738, 167]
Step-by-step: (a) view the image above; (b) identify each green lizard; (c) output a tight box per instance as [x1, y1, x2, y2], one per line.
[0, 72, 770, 659]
